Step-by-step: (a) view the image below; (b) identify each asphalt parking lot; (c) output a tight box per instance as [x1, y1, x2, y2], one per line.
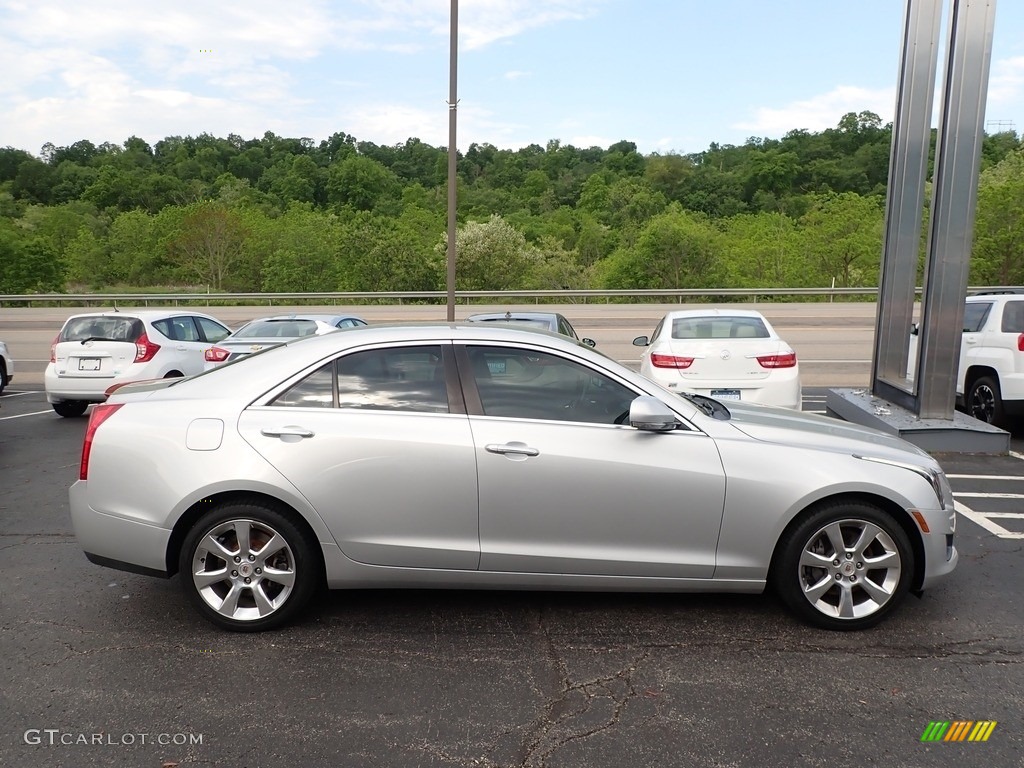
[1, 387, 1022, 768]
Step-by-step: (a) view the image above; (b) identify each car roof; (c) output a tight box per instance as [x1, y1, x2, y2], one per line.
[659, 308, 768, 320]
[148, 323, 647, 403]
[248, 314, 365, 322]
[63, 309, 223, 321]
[466, 311, 564, 322]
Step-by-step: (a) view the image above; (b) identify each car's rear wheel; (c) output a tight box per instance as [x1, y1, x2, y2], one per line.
[966, 375, 1004, 426]
[772, 501, 914, 631]
[179, 501, 320, 632]
[53, 401, 88, 417]
[0, 362, 7, 394]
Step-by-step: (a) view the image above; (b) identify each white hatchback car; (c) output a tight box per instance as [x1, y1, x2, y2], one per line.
[633, 309, 801, 409]
[46, 310, 231, 417]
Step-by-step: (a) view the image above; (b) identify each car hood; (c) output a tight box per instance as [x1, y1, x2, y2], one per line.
[722, 400, 936, 464]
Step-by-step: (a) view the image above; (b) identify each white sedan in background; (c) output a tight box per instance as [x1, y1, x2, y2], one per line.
[633, 309, 801, 409]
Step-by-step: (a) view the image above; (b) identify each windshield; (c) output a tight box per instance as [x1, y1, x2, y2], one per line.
[233, 319, 320, 339]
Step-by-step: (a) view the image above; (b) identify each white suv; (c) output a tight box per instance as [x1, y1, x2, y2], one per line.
[955, 291, 1024, 426]
[45, 310, 231, 417]
[0, 339, 13, 396]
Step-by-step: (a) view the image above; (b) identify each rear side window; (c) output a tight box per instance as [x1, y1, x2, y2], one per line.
[270, 345, 449, 414]
[152, 317, 200, 341]
[999, 301, 1024, 333]
[963, 302, 992, 333]
[671, 317, 769, 339]
[61, 316, 144, 343]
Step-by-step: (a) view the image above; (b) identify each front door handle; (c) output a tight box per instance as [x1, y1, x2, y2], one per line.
[261, 426, 315, 442]
[485, 442, 539, 457]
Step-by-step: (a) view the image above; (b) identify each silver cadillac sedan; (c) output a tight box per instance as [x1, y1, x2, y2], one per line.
[70, 324, 957, 632]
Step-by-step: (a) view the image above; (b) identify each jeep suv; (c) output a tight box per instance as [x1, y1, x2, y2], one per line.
[956, 290, 1024, 426]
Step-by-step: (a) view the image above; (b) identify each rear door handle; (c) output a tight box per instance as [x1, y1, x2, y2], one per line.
[261, 426, 315, 442]
[485, 442, 539, 457]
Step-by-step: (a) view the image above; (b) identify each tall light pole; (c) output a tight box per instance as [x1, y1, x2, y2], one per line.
[445, 0, 458, 321]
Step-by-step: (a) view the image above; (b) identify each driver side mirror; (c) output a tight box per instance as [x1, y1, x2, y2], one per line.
[632, 336, 650, 347]
[582, 337, 597, 347]
[629, 396, 679, 431]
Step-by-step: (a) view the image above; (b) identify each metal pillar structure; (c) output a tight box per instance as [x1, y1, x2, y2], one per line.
[445, 0, 459, 322]
[872, 0, 996, 418]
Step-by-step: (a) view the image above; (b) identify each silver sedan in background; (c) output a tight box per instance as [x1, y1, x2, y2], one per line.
[70, 324, 957, 632]
[203, 313, 367, 367]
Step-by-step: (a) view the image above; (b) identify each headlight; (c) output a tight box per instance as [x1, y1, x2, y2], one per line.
[855, 455, 954, 508]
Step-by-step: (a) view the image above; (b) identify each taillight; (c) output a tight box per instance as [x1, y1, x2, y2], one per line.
[651, 353, 694, 369]
[134, 332, 160, 363]
[204, 346, 230, 363]
[757, 352, 797, 369]
[50, 333, 59, 363]
[80, 403, 123, 480]
[1018, 333, 1024, 352]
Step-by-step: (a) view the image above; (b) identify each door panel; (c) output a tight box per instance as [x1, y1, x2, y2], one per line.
[238, 344, 479, 570]
[471, 418, 725, 577]
[458, 343, 726, 578]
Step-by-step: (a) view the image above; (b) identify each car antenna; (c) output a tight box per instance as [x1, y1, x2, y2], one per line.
[504, 310, 512, 319]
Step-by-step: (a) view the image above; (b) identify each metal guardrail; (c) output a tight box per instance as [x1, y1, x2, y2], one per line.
[0, 286, 923, 307]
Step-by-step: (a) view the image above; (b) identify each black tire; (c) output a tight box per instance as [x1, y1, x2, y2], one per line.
[179, 500, 321, 632]
[53, 401, 89, 418]
[0, 363, 7, 395]
[771, 501, 914, 631]
[966, 375, 1005, 427]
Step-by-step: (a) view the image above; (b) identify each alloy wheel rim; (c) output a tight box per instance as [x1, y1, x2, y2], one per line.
[797, 519, 902, 620]
[190, 518, 296, 621]
[970, 385, 995, 422]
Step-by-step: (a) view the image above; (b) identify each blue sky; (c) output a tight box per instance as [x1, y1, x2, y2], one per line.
[1, 0, 1022, 158]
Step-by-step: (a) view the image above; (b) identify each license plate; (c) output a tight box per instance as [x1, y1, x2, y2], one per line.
[711, 389, 740, 401]
[78, 358, 101, 371]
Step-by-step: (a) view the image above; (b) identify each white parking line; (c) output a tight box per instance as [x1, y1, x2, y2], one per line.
[954, 493, 1024, 499]
[947, 475, 1024, 481]
[0, 409, 53, 420]
[955, 500, 1024, 539]
[0, 391, 44, 398]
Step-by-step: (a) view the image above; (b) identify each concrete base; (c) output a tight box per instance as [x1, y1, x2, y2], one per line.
[826, 387, 1010, 454]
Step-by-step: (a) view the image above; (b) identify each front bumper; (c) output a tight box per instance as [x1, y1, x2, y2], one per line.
[915, 504, 959, 590]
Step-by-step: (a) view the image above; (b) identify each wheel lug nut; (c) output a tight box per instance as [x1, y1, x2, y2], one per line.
[248, 555, 255, 562]
[856, 562, 863, 569]
[255, 567, 262, 574]
[833, 560, 840, 566]
[234, 556, 241, 563]
[244, 577, 251, 584]
[231, 570, 238, 577]
[849, 575, 857, 582]
[845, 553, 853, 560]
[835, 574, 842, 581]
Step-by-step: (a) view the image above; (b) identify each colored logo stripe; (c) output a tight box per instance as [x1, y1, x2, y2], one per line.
[921, 722, 949, 742]
[921, 721, 997, 742]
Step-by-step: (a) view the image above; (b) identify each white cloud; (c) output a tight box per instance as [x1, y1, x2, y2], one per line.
[987, 55, 1024, 112]
[735, 85, 897, 138]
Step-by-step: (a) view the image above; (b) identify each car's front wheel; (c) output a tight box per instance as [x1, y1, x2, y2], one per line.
[772, 501, 914, 631]
[179, 501, 321, 632]
[966, 375, 1004, 426]
[53, 401, 88, 417]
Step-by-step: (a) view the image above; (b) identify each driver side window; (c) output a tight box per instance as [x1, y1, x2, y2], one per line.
[465, 345, 636, 425]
